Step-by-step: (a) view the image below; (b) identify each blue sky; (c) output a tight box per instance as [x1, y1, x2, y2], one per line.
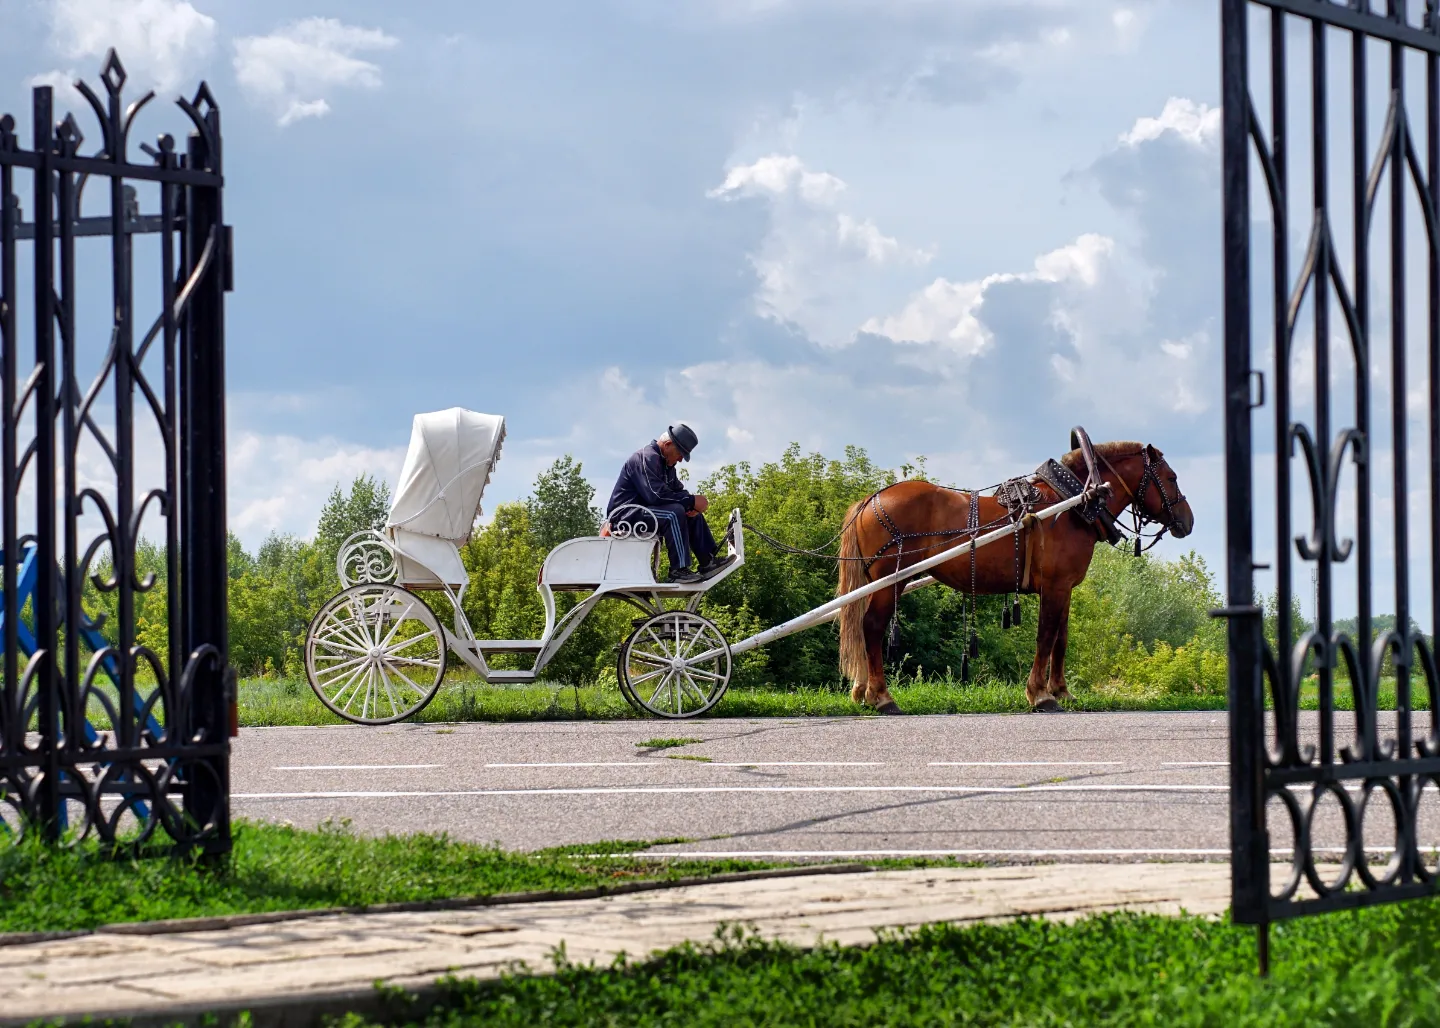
[10, 0, 1428, 623]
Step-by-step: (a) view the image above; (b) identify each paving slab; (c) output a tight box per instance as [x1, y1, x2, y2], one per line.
[0, 862, 1232, 1027]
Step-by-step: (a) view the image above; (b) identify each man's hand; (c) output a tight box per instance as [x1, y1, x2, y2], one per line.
[689, 494, 709, 516]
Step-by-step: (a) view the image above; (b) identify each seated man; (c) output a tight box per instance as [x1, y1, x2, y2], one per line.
[606, 424, 734, 584]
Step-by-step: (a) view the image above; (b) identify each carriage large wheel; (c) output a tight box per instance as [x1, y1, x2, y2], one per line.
[618, 610, 731, 719]
[305, 584, 447, 725]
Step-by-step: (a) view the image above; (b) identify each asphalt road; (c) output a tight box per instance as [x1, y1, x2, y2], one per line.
[229, 710, 1434, 861]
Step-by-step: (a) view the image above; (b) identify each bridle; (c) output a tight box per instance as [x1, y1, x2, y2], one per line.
[1098, 446, 1189, 556]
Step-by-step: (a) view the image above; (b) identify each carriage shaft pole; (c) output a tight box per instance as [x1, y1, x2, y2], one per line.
[724, 491, 1092, 658]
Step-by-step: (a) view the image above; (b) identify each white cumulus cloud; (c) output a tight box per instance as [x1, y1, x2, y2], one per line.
[709, 154, 931, 346]
[1119, 97, 1219, 148]
[708, 154, 847, 205]
[233, 18, 397, 127]
[861, 234, 1116, 350]
[40, 0, 216, 94]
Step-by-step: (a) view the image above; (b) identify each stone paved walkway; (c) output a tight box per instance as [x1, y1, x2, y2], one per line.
[0, 863, 1231, 1027]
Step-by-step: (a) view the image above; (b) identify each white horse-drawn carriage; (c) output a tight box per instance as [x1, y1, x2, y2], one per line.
[304, 408, 746, 724]
[305, 408, 1101, 725]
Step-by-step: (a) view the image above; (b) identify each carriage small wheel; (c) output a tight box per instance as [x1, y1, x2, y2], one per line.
[617, 610, 732, 719]
[305, 584, 447, 725]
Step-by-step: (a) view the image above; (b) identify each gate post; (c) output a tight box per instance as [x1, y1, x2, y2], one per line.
[1218, 0, 1269, 934]
[180, 105, 232, 854]
[30, 86, 60, 840]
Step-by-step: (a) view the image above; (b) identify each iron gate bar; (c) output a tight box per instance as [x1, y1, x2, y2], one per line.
[1222, 0, 1440, 947]
[0, 50, 232, 851]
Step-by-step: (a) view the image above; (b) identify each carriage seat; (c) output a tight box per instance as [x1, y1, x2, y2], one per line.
[390, 529, 469, 590]
[540, 535, 657, 590]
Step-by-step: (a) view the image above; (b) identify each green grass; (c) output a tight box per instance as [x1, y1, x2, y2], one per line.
[636, 737, 704, 749]
[228, 672, 1438, 728]
[325, 900, 1440, 1028]
[234, 675, 1236, 727]
[0, 819, 782, 934]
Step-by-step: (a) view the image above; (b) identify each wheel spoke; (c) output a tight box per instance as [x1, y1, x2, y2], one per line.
[384, 631, 438, 657]
[679, 670, 709, 706]
[647, 669, 675, 707]
[314, 652, 370, 677]
[376, 599, 419, 651]
[678, 625, 704, 659]
[682, 666, 725, 682]
[324, 662, 369, 705]
[644, 627, 673, 658]
[319, 616, 373, 654]
[386, 662, 430, 698]
[629, 650, 669, 668]
[376, 665, 403, 718]
[313, 635, 369, 657]
[627, 666, 668, 687]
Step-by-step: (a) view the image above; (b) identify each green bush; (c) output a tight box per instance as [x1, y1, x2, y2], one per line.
[1065, 546, 1227, 696]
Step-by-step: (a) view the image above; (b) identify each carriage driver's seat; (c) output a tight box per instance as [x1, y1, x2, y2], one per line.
[540, 530, 659, 591]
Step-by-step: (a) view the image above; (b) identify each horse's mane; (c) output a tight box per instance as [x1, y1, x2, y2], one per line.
[1059, 440, 1145, 473]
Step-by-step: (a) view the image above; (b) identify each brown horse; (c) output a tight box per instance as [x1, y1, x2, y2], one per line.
[836, 442, 1195, 713]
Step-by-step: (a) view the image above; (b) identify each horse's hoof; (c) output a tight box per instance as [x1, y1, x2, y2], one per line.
[1031, 698, 1063, 714]
[876, 701, 905, 715]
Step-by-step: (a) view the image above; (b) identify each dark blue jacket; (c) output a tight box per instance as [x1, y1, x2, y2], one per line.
[608, 441, 694, 514]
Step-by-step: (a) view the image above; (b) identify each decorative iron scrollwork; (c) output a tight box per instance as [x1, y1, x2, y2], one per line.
[604, 503, 661, 541]
[0, 51, 231, 850]
[338, 531, 399, 587]
[1223, 0, 1440, 950]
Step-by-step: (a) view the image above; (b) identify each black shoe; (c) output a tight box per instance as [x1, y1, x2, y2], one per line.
[698, 554, 736, 579]
[666, 567, 703, 584]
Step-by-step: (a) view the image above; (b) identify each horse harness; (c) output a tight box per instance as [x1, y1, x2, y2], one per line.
[861, 443, 1186, 677]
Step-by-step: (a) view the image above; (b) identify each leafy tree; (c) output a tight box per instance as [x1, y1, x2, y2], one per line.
[526, 455, 600, 552]
[315, 475, 391, 580]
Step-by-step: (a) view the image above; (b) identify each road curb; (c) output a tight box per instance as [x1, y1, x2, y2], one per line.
[0, 861, 872, 950]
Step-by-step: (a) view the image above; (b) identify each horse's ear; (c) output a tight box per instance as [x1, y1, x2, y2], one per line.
[1145, 443, 1163, 460]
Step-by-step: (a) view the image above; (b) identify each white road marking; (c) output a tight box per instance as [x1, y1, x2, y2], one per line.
[272, 764, 444, 771]
[1162, 761, 1228, 767]
[928, 761, 1124, 767]
[485, 762, 660, 768]
[707, 761, 886, 767]
[234, 783, 1231, 799]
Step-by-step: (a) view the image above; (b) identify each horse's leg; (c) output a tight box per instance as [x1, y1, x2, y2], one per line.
[862, 590, 901, 713]
[1025, 590, 1062, 707]
[1047, 588, 1075, 703]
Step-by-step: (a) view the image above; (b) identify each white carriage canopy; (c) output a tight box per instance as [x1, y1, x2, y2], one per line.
[387, 408, 506, 546]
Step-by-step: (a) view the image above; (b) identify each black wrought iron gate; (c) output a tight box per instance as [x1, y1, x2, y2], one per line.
[0, 52, 233, 850]
[1223, 0, 1440, 957]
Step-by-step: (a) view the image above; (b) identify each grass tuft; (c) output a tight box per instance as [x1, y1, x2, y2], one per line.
[665, 754, 713, 762]
[635, 737, 704, 749]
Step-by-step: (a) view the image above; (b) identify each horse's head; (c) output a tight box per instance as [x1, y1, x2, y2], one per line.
[1132, 444, 1193, 539]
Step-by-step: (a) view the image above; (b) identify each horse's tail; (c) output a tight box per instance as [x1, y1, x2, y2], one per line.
[837, 499, 870, 687]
